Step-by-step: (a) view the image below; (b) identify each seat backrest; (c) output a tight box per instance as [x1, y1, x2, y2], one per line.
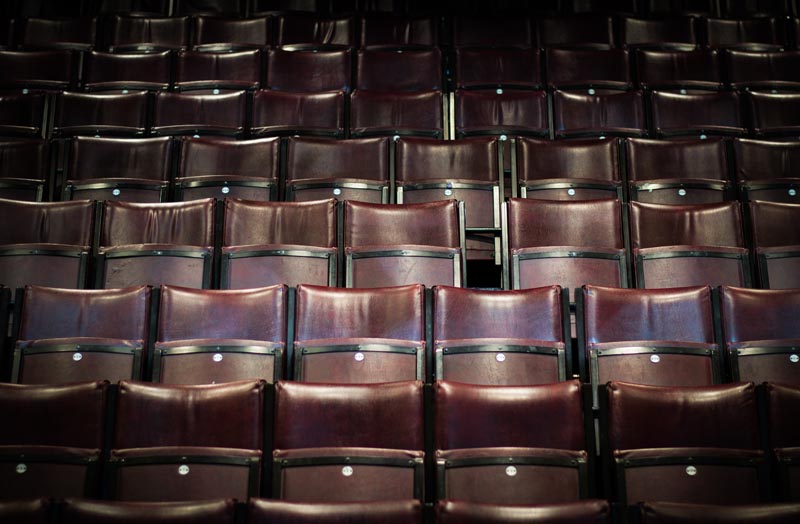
[455, 89, 549, 137]
[222, 198, 337, 248]
[749, 201, 800, 248]
[720, 286, 800, 343]
[108, 15, 190, 51]
[178, 136, 280, 181]
[0, 93, 46, 137]
[192, 16, 271, 49]
[249, 499, 422, 524]
[635, 49, 722, 88]
[18, 17, 96, 50]
[537, 15, 615, 48]
[158, 285, 286, 343]
[516, 137, 620, 184]
[54, 91, 149, 136]
[629, 201, 744, 249]
[456, 48, 542, 90]
[0, 139, 48, 181]
[725, 50, 800, 87]
[705, 17, 781, 48]
[621, 16, 698, 49]
[174, 49, 261, 90]
[275, 14, 355, 47]
[356, 48, 441, 91]
[359, 15, 438, 48]
[265, 48, 352, 92]
[60, 499, 237, 524]
[0, 381, 108, 448]
[68, 136, 172, 182]
[545, 48, 632, 89]
[83, 51, 172, 91]
[650, 91, 744, 136]
[0, 199, 94, 247]
[435, 380, 585, 450]
[100, 199, 215, 248]
[285, 137, 389, 183]
[625, 137, 729, 182]
[437, 500, 611, 524]
[175, 0, 245, 15]
[0, 499, 51, 524]
[766, 382, 800, 449]
[0, 50, 76, 90]
[733, 138, 800, 184]
[747, 91, 800, 137]
[395, 137, 499, 184]
[343, 200, 460, 248]
[152, 91, 247, 136]
[274, 380, 424, 450]
[114, 380, 264, 449]
[638, 501, 800, 523]
[553, 90, 646, 137]
[452, 16, 533, 48]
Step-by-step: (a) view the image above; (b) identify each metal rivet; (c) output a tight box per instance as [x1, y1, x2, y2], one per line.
[112, 188, 121, 196]
[22, 88, 29, 94]
[342, 466, 354, 476]
[700, 134, 708, 140]
[155, 251, 163, 256]
[789, 189, 797, 197]
[221, 186, 230, 194]
[193, 134, 200, 138]
[94, 134, 100, 138]
[122, 89, 129, 94]
[444, 188, 453, 196]
[73, 352, 83, 362]
[496, 353, 506, 362]
[505, 465, 517, 476]
[588, 88, 596, 95]
[499, 134, 508, 141]
[772, 89, 778, 94]
[790, 354, 799, 363]
[567, 188, 576, 196]
[393, 135, 400, 142]
[16, 463, 27, 474]
[680, 89, 687, 95]
[496, 88, 504, 95]
[212, 88, 220, 95]
[685, 465, 697, 476]
[213, 353, 223, 362]
[650, 354, 661, 363]
[178, 465, 190, 475]
[678, 188, 687, 196]
[598, 135, 606, 140]
[333, 188, 342, 196]
[354, 352, 365, 362]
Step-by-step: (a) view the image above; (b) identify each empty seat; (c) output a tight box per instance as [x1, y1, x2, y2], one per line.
[250, 0, 327, 14]
[273, 380, 424, 501]
[176, 136, 280, 201]
[0, 50, 77, 92]
[452, 16, 533, 48]
[0, 499, 50, 524]
[221, 198, 337, 289]
[747, 91, 800, 137]
[16, 17, 96, 51]
[82, 51, 171, 92]
[351, 89, 444, 137]
[638, 502, 800, 523]
[97, 199, 215, 289]
[720, 286, 800, 384]
[515, 137, 622, 200]
[749, 201, 800, 289]
[343, 200, 465, 288]
[705, 17, 784, 51]
[174, 50, 261, 92]
[53, 91, 149, 137]
[545, 48, 632, 91]
[635, 50, 723, 91]
[107, 15, 190, 52]
[191, 16, 271, 52]
[359, 15, 438, 48]
[720, 0, 794, 17]
[154, 285, 287, 384]
[356, 48, 441, 91]
[505, 198, 628, 293]
[553, 90, 646, 138]
[456, 48, 542, 90]
[175, 0, 245, 15]
[285, 137, 390, 203]
[252, 89, 346, 137]
[60, 499, 237, 524]
[108, 380, 265, 501]
[433, 285, 570, 385]
[275, 13, 355, 48]
[625, 137, 733, 203]
[536, 15, 616, 49]
[252, 500, 421, 524]
[13, 285, 151, 384]
[435, 380, 591, 504]
[650, 90, 746, 137]
[621, 17, 699, 51]
[152, 91, 246, 137]
[0, 381, 108, 499]
[766, 382, 800, 501]
[266, 48, 352, 92]
[565, 0, 639, 15]
[725, 50, 800, 92]
[63, 136, 172, 202]
[629, 201, 750, 288]
[0, 199, 94, 290]
[604, 381, 765, 506]
[437, 500, 611, 524]
[293, 284, 424, 383]
[455, 89, 548, 138]
[645, 0, 716, 16]
[95, 0, 171, 15]
[733, 138, 800, 203]
[578, 285, 719, 409]
[0, 138, 48, 201]
[0, 92, 46, 137]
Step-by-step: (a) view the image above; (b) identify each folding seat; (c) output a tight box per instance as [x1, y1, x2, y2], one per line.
[356, 48, 441, 91]
[108, 380, 265, 501]
[436, 500, 611, 524]
[451, 16, 533, 48]
[637, 501, 800, 523]
[747, 91, 800, 137]
[60, 499, 237, 524]
[350, 89, 444, 137]
[174, 0, 245, 15]
[0, 381, 108, 498]
[433, 285, 570, 385]
[553, 90, 646, 138]
[53, 91, 149, 137]
[645, 0, 716, 16]
[749, 201, 800, 289]
[191, 16, 271, 52]
[265, 48, 352, 92]
[16, 17, 96, 51]
[720, 286, 800, 384]
[733, 138, 800, 203]
[83, 50, 171, 92]
[107, 15, 190, 52]
[625, 137, 733, 204]
[564, 0, 639, 15]
[0, 499, 50, 524]
[151, 91, 246, 137]
[635, 50, 723, 91]
[0, 138, 48, 201]
[602, 381, 766, 507]
[251, 499, 422, 524]
[514, 137, 622, 200]
[174, 50, 261, 92]
[620, 17, 699, 51]
[504, 198, 628, 293]
[220, 198, 337, 289]
[272, 380, 424, 501]
[252, 89, 346, 137]
[704, 17, 785, 51]
[545, 49, 632, 92]
[536, 16, 616, 49]
[629, 201, 750, 288]
[719, 0, 795, 17]
[0, 92, 46, 137]
[94, 0, 171, 15]
[0, 199, 94, 290]
[454, 90, 548, 138]
[456, 48, 542, 90]
[292, 284, 424, 383]
[577, 285, 719, 410]
[154, 285, 287, 384]
[725, 51, 800, 92]
[96, 199, 215, 289]
[650, 91, 746, 137]
[343, 200, 466, 288]
[175, 136, 280, 201]
[766, 382, 800, 501]
[63, 136, 172, 202]
[275, 13, 355, 49]
[0, 18, 12, 49]
[435, 380, 592, 504]
[285, 137, 390, 203]
[359, 15, 438, 48]
[250, 0, 328, 14]
[0, 50, 77, 92]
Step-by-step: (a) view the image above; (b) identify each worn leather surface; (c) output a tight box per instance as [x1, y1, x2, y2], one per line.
[455, 89, 548, 135]
[733, 138, 800, 192]
[275, 14, 355, 47]
[193, 16, 271, 48]
[636, 50, 722, 89]
[55, 91, 149, 136]
[178, 136, 279, 183]
[344, 200, 460, 248]
[452, 16, 532, 48]
[359, 15, 438, 48]
[223, 198, 336, 247]
[638, 501, 800, 523]
[457, 48, 541, 89]
[626, 137, 729, 187]
[267, 48, 352, 92]
[621, 17, 698, 49]
[153, 91, 246, 135]
[517, 137, 620, 185]
[537, 15, 615, 48]
[726, 50, 800, 90]
[175, 50, 261, 90]
[357, 48, 441, 91]
[60, 499, 236, 524]
[721, 286, 800, 344]
[749, 201, 800, 248]
[101, 199, 214, 247]
[286, 136, 389, 184]
[705, 17, 782, 49]
[69, 136, 172, 183]
[747, 91, 800, 137]
[0, 50, 75, 89]
[0, 198, 94, 246]
[350, 89, 443, 136]
[109, 15, 189, 50]
[553, 90, 646, 137]
[250, 499, 422, 524]
[396, 136, 499, 183]
[651, 90, 744, 136]
[84, 50, 171, 91]
[437, 499, 610, 524]
[252, 89, 345, 136]
[546, 49, 631, 89]
[629, 201, 744, 248]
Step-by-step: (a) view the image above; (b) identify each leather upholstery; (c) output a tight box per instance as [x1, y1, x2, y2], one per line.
[55, 91, 149, 136]
[18, 17, 96, 51]
[0, 499, 50, 524]
[0, 93, 46, 137]
[0, 138, 48, 199]
[635, 50, 722, 90]
[192, 16, 271, 49]
[553, 90, 646, 137]
[357, 48, 441, 91]
[0, 50, 76, 90]
[537, 15, 615, 48]
[286, 136, 389, 188]
[252, 89, 346, 137]
[650, 91, 745, 137]
[60, 499, 236, 524]
[101, 199, 214, 248]
[152, 91, 246, 136]
[546, 49, 631, 90]
[359, 15, 438, 48]
[350, 90, 443, 137]
[0, 199, 94, 247]
[83, 51, 171, 92]
[175, 50, 261, 91]
[175, 0, 244, 16]
[638, 501, 800, 523]
[68, 136, 172, 188]
[726, 51, 800, 91]
[275, 14, 355, 47]
[436, 500, 611, 524]
[452, 16, 533, 48]
[223, 198, 337, 248]
[250, 499, 422, 524]
[457, 48, 542, 89]
[749, 201, 800, 249]
[767, 382, 800, 449]
[266, 48, 352, 92]
[733, 138, 800, 203]
[621, 16, 698, 49]
[629, 201, 744, 249]
[108, 15, 189, 51]
[343, 200, 460, 248]
[721, 286, 800, 343]
[705, 17, 783, 50]
[455, 89, 548, 136]
[747, 92, 800, 137]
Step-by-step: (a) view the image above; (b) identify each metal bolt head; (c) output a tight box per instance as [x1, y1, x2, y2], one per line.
[505, 465, 517, 476]
[73, 352, 83, 362]
[342, 466, 354, 476]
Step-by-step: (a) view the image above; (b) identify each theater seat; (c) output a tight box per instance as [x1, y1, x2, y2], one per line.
[60, 499, 236, 524]
[748, 201, 800, 289]
[636, 501, 800, 523]
[733, 139, 800, 203]
[436, 500, 611, 524]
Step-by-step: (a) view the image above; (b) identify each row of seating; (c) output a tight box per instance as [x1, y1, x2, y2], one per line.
[2, 13, 800, 51]
[3, 283, 798, 388]
[0, 379, 797, 506]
